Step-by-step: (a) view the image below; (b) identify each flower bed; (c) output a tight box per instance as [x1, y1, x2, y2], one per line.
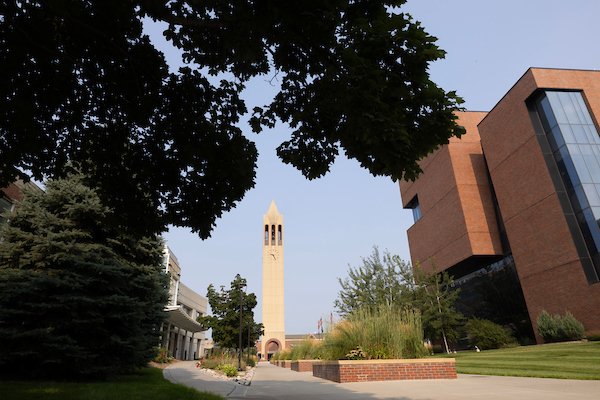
[312, 359, 457, 383]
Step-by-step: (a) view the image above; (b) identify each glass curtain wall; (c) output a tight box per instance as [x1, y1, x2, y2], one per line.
[534, 90, 600, 282]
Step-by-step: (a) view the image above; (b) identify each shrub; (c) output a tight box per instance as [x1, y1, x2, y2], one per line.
[537, 310, 586, 343]
[560, 311, 585, 341]
[153, 347, 174, 363]
[465, 318, 514, 350]
[586, 331, 600, 341]
[537, 310, 560, 342]
[431, 344, 444, 354]
[201, 355, 245, 370]
[201, 358, 222, 369]
[244, 356, 256, 367]
[345, 346, 367, 360]
[217, 364, 238, 377]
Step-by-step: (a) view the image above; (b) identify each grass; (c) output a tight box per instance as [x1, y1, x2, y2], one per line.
[432, 341, 600, 380]
[316, 307, 427, 361]
[0, 367, 225, 400]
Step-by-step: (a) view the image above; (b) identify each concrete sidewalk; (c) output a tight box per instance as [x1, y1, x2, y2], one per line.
[166, 361, 600, 399]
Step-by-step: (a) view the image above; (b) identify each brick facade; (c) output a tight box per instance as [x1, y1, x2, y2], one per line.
[478, 68, 600, 341]
[400, 111, 502, 272]
[1, 178, 39, 203]
[312, 359, 457, 383]
[400, 68, 600, 342]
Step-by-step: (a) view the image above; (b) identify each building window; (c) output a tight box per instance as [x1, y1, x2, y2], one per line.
[533, 90, 600, 282]
[406, 196, 421, 223]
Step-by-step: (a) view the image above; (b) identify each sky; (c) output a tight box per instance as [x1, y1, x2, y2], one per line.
[145, 0, 600, 337]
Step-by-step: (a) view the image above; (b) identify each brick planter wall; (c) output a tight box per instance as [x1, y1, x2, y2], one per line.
[312, 359, 457, 383]
[281, 360, 291, 368]
[290, 360, 318, 372]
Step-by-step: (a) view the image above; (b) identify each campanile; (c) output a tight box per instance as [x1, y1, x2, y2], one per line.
[260, 201, 285, 359]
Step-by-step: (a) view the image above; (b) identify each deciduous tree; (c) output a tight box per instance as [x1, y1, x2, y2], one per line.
[334, 247, 417, 316]
[198, 275, 263, 350]
[335, 249, 464, 354]
[414, 262, 464, 353]
[1, 0, 464, 239]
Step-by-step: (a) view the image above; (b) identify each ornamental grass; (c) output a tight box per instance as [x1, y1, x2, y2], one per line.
[319, 307, 427, 361]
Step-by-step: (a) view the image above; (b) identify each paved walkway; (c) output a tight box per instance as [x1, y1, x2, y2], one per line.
[164, 361, 600, 399]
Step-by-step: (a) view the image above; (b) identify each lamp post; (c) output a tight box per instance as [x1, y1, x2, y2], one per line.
[237, 282, 247, 371]
[247, 321, 251, 363]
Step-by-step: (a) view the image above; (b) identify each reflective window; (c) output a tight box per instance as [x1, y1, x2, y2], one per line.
[535, 90, 600, 280]
[406, 196, 421, 223]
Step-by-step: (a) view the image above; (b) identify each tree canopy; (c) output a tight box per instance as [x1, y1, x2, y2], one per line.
[198, 274, 263, 350]
[334, 246, 416, 316]
[1, 0, 464, 239]
[0, 171, 169, 379]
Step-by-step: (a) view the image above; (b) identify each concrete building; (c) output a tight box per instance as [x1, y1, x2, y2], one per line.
[256, 202, 324, 359]
[259, 201, 286, 359]
[160, 246, 208, 360]
[400, 68, 600, 342]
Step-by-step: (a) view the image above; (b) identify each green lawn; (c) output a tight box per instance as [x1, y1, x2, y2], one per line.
[432, 341, 600, 380]
[0, 367, 224, 400]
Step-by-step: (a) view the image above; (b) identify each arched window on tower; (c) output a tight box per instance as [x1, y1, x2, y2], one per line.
[278, 225, 282, 245]
[264, 225, 269, 245]
[271, 225, 276, 245]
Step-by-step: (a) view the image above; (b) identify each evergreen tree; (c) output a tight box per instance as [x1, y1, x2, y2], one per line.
[0, 171, 169, 380]
[198, 275, 263, 350]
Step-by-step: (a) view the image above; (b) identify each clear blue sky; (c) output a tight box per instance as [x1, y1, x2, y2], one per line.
[146, 0, 600, 336]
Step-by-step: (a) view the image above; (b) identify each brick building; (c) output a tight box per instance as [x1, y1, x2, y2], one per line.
[0, 176, 41, 224]
[400, 68, 600, 342]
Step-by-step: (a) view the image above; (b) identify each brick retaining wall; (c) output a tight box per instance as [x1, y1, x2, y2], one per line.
[290, 360, 318, 372]
[312, 359, 457, 383]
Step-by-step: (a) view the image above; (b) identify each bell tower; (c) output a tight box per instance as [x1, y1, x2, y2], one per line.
[260, 201, 285, 359]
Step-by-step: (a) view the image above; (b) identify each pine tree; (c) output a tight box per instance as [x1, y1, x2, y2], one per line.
[0, 171, 169, 380]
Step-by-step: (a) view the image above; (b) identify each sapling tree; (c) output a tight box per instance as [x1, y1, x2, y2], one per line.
[414, 262, 464, 354]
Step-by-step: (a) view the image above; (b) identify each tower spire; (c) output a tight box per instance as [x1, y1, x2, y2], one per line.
[266, 200, 279, 219]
